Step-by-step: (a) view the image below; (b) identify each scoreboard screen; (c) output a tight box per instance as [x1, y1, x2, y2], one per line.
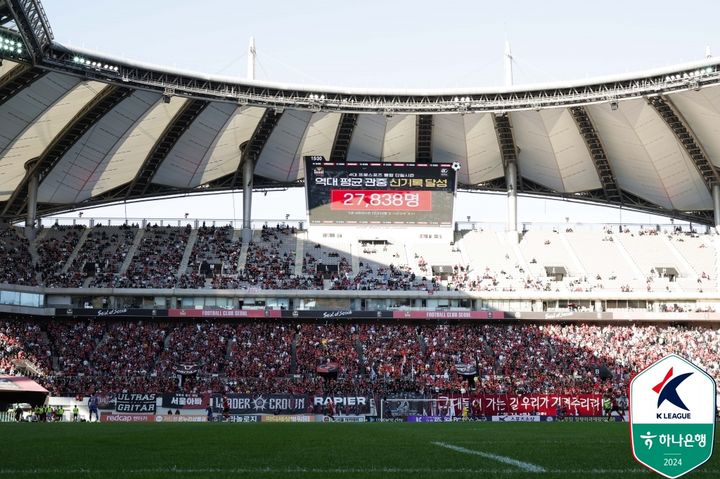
[305, 159, 456, 225]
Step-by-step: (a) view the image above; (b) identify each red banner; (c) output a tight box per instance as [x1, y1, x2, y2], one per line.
[168, 309, 282, 318]
[392, 310, 504, 320]
[435, 394, 602, 416]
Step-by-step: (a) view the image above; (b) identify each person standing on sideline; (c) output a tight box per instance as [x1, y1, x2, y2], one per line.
[206, 405, 214, 422]
[72, 404, 79, 422]
[603, 392, 613, 421]
[88, 394, 100, 422]
[326, 398, 335, 421]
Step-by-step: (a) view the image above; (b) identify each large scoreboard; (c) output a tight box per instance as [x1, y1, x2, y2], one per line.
[305, 158, 457, 225]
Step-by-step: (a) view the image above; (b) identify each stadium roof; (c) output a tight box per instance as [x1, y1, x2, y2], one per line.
[1, 1, 720, 223]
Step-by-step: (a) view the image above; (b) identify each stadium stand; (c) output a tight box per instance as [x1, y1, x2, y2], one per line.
[2, 316, 719, 399]
[2, 219, 720, 405]
[1, 222, 718, 294]
[0, 227, 36, 286]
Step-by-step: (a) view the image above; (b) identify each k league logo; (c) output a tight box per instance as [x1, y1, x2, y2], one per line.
[653, 368, 693, 419]
[629, 354, 716, 478]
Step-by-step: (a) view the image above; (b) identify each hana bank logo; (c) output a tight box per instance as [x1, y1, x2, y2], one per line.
[653, 367, 693, 419]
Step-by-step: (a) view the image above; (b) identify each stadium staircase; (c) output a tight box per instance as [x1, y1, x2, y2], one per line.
[289, 333, 298, 375]
[558, 233, 587, 277]
[660, 235, 698, 280]
[294, 232, 305, 276]
[354, 338, 365, 373]
[26, 229, 43, 284]
[176, 228, 199, 279]
[507, 232, 530, 275]
[225, 337, 235, 362]
[611, 236, 643, 280]
[236, 230, 260, 272]
[93, 331, 111, 360]
[12, 358, 44, 378]
[119, 229, 145, 275]
[61, 227, 90, 274]
[350, 242, 361, 273]
[417, 331, 427, 357]
[163, 330, 174, 350]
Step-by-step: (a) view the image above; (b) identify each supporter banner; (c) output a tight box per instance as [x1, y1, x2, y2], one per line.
[313, 395, 374, 415]
[455, 363, 477, 375]
[211, 394, 308, 415]
[55, 308, 167, 318]
[392, 310, 505, 320]
[173, 363, 199, 375]
[115, 393, 157, 413]
[161, 393, 208, 410]
[96, 394, 114, 410]
[435, 394, 602, 417]
[168, 309, 282, 318]
[384, 393, 432, 417]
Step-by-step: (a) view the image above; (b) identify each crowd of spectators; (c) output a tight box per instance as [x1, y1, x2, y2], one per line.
[90, 225, 191, 288]
[0, 320, 52, 376]
[35, 225, 83, 287]
[0, 228, 36, 286]
[238, 225, 320, 290]
[177, 225, 241, 289]
[1, 223, 717, 293]
[2, 317, 718, 399]
[71, 225, 137, 286]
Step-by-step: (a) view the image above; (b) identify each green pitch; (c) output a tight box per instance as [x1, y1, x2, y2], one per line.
[1, 422, 718, 479]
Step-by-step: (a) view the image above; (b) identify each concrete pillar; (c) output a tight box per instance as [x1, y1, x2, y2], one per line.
[25, 172, 38, 240]
[506, 160, 518, 236]
[594, 299, 603, 313]
[504, 41, 514, 87]
[247, 37, 256, 81]
[713, 184, 720, 230]
[241, 158, 254, 244]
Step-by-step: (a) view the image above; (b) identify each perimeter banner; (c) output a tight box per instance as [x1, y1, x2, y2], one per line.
[435, 394, 603, 416]
[211, 394, 309, 415]
[55, 308, 167, 318]
[114, 393, 157, 413]
[392, 310, 505, 320]
[161, 393, 209, 410]
[168, 309, 282, 318]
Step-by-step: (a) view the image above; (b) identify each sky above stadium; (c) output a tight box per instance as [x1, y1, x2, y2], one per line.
[40, 0, 720, 226]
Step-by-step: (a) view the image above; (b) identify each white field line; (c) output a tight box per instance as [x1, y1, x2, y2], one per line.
[0, 467, 720, 475]
[432, 441, 546, 473]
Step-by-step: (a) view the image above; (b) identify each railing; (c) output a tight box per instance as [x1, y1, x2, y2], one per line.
[11, 217, 708, 235]
[16, 217, 306, 230]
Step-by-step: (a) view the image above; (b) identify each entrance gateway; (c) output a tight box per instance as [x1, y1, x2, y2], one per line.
[630, 354, 716, 478]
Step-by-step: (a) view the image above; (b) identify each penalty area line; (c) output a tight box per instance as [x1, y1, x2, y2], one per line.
[432, 441, 546, 473]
